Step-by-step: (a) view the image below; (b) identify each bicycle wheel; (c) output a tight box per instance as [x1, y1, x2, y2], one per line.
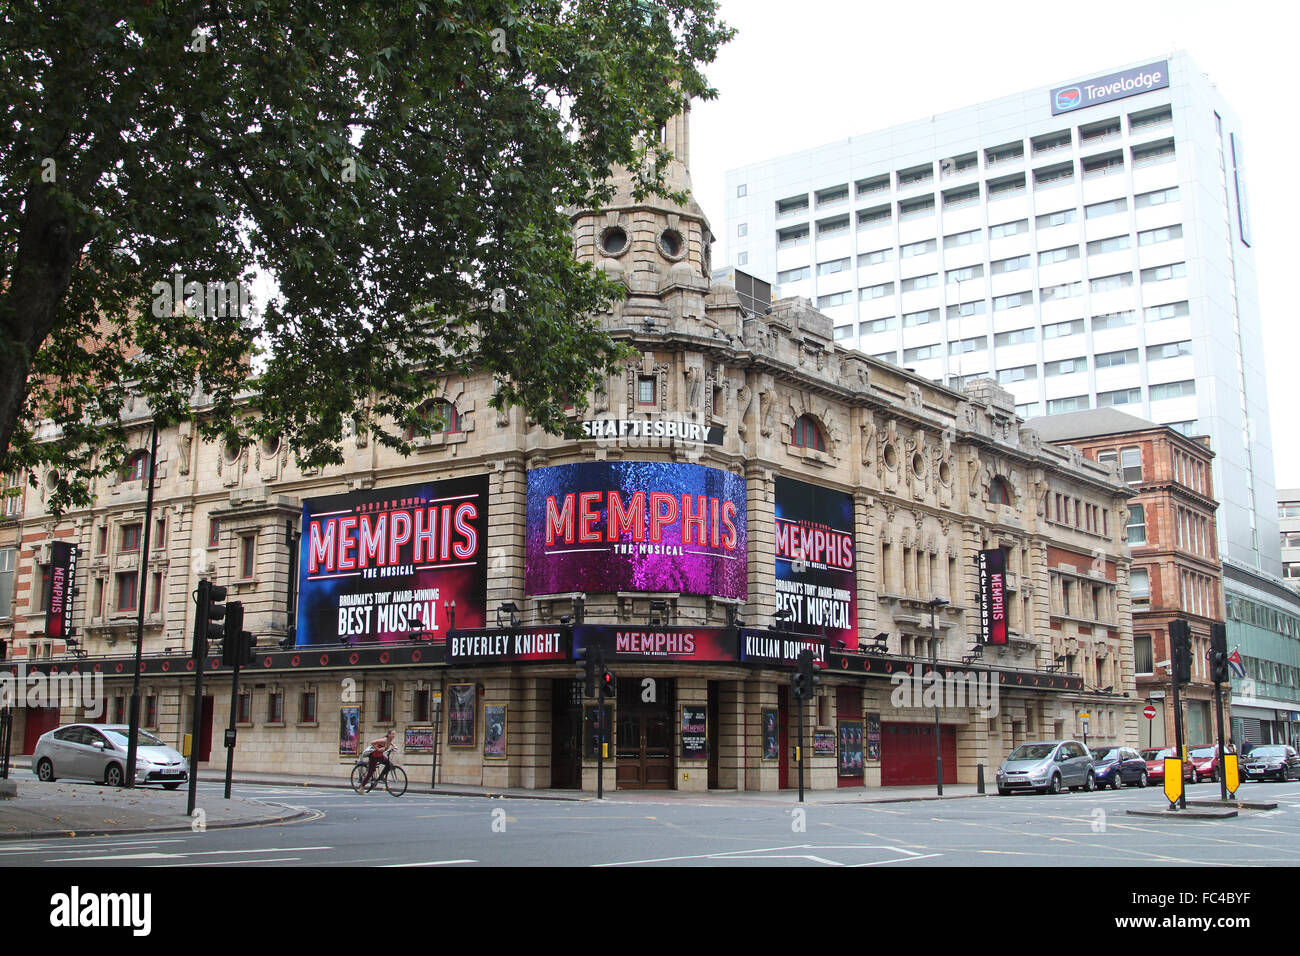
[350, 764, 367, 793]
[384, 765, 408, 796]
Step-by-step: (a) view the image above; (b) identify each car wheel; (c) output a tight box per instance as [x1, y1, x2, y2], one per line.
[36, 757, 56, 782]
[1083, 771, 1095, 793]
[1138, 771, 1148, 788]
[163, 782, 182, 791]
[1048, 773, 1062, 795]
[104, 763, 124, 787]
[1111, 773, 1123, 790]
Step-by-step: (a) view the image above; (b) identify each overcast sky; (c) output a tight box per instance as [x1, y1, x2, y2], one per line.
[689, 0, 1299, 490]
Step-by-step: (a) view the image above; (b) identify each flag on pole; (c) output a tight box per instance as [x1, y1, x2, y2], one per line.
[1227, 646, 1246, 679]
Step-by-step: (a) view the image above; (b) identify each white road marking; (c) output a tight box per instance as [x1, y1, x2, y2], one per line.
[596, 844, 940, 867]
[46, 846, 332, 862]
[381, 859, 476, 867]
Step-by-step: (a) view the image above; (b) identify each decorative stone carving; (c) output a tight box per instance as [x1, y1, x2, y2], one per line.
[759, 388, 776, 438]
[177, 434, 193, 476]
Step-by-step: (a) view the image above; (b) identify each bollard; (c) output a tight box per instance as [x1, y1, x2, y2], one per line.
[976, 763, 985, 794]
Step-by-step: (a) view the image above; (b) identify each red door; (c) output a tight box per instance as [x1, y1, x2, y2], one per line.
[198, 696, 214, 763]
[22, 707, 61, 754]
[881, 722, 958, 786]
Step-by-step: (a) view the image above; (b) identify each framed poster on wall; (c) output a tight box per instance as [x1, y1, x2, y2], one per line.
[681, 705, 707, 760]
[762, 708, 779, 761]
[838, 720, 863, 776]
[813, 731, 836, 756]
[404, 726, 437, 754]
[484, 705, 507, 759]
[339, 706, 361, 757]
[448, 683, 477, 748]
[866, 713, 882, 761]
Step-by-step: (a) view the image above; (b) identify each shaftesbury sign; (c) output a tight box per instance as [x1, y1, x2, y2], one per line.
[1050, 60, 1169, 115]
[978, 549, 1007, 646]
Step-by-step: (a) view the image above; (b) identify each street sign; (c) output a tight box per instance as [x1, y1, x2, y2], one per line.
[1079, 711, 1091, 719]
[1163, 758, 1184, 806]
[1223, 753, 1240, 796]
[1143, 705, 1157, 720]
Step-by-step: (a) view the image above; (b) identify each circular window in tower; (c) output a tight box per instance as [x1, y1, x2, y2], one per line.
[883, 443, 899, 471]
[912, 452, 926, 478]
[939, 460, 953, 486]
[599, 226, 628, 257]
[657, 228, 685, 260]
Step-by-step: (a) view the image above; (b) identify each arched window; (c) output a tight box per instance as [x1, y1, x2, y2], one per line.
[989, 475, 1013, 505]
[408, 400, 461, 440]
[792, 415, 825, 451]
[121, 451, 149, 483]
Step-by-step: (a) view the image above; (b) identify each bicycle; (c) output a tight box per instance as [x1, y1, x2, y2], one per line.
[350, 747, 408, 796]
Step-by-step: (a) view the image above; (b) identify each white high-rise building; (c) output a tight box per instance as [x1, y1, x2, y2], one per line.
[724, 51, 1279, 576]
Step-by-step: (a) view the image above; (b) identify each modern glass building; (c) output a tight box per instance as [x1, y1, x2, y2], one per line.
[724, 51, 1279, 578]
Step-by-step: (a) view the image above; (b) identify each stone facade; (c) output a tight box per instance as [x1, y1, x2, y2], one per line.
[5, 112, 1139, 790]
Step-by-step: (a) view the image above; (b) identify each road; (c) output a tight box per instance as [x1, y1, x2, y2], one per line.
[6, 779, 1300, 867]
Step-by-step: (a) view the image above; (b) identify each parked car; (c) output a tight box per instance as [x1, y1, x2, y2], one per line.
[996, 740, 1095, 795]
[33, 724, 189, 789]
[1090, 746, 1148, 789]
[1188, 745, 1224, 783]
[1242, 745, 1300, 782]
[1140, 747, 1195, 786]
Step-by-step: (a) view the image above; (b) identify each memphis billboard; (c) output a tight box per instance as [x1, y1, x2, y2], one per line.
[525, 461, 746, 599]
[774, 476, 857, 649]
[1050, 60, 1168, 115]
[296, 476, 489, 646]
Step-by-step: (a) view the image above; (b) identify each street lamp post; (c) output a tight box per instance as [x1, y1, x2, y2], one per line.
[929, 597, 949, 796]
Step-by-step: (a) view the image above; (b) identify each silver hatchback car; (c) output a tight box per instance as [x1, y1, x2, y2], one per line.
[33, 723, 190, 789]
[996, 739, 1096, 795]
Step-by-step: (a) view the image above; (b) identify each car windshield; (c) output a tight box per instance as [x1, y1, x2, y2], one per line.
[1008, 744, 1055, 761]
[1141, 749, 1172, 760]
[1250, 746, 1287, 758]
[1090, 748, 1120, 761]
[104, 728, 166, 749]
[1189, 747, 1216, 758]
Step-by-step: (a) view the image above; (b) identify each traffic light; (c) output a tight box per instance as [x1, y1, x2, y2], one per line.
[600, 667, 616, 699]
[193, 579, 229, 658]
[577, 647, 598, 698]
[220, 602, 256, 667]
[792, 649, 818, 700]
[1209, 622, 1229, 684]
[1169, 619, 1192, 684]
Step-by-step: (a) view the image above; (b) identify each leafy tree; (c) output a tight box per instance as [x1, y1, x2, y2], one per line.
[0, 0, 732, 513]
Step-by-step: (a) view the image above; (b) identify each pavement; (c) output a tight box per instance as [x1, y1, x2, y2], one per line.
[0, 757, 988, 839]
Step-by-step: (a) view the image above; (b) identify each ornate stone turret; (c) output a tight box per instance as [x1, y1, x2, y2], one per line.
[571, 103, 727, 337]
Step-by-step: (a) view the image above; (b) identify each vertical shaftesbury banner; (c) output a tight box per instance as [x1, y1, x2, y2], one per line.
[297, 476, 489, 646]
[45, 541, 78, 640]
[774, 476, 857, 649]
[978, 548, 1007, 645]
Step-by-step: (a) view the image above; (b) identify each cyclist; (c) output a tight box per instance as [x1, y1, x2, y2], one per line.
[359, 729, 397, 792]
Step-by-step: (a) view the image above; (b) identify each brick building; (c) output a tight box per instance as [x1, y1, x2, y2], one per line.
[1030, 408, 1226, 749]
[5, 112, 1138, 792]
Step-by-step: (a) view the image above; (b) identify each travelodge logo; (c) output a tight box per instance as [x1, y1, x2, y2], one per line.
[1049, 60, 1169, 116]
[1055, 87, 1081, 111]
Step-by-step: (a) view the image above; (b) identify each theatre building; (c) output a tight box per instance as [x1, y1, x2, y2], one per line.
[6, 112, 1139, 791]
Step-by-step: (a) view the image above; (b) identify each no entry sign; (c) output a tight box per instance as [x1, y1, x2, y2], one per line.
[1143, 705, 1157, 720]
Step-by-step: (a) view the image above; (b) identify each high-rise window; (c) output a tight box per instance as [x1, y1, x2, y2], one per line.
[1127, 504, 1147, 545]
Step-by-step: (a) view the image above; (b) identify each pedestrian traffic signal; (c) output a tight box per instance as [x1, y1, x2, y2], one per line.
[600, 669, 616, 699]
[1209, 622, 1229, 684]
[193, 580, 229, 658]
[1170, 619, 1192, 684]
